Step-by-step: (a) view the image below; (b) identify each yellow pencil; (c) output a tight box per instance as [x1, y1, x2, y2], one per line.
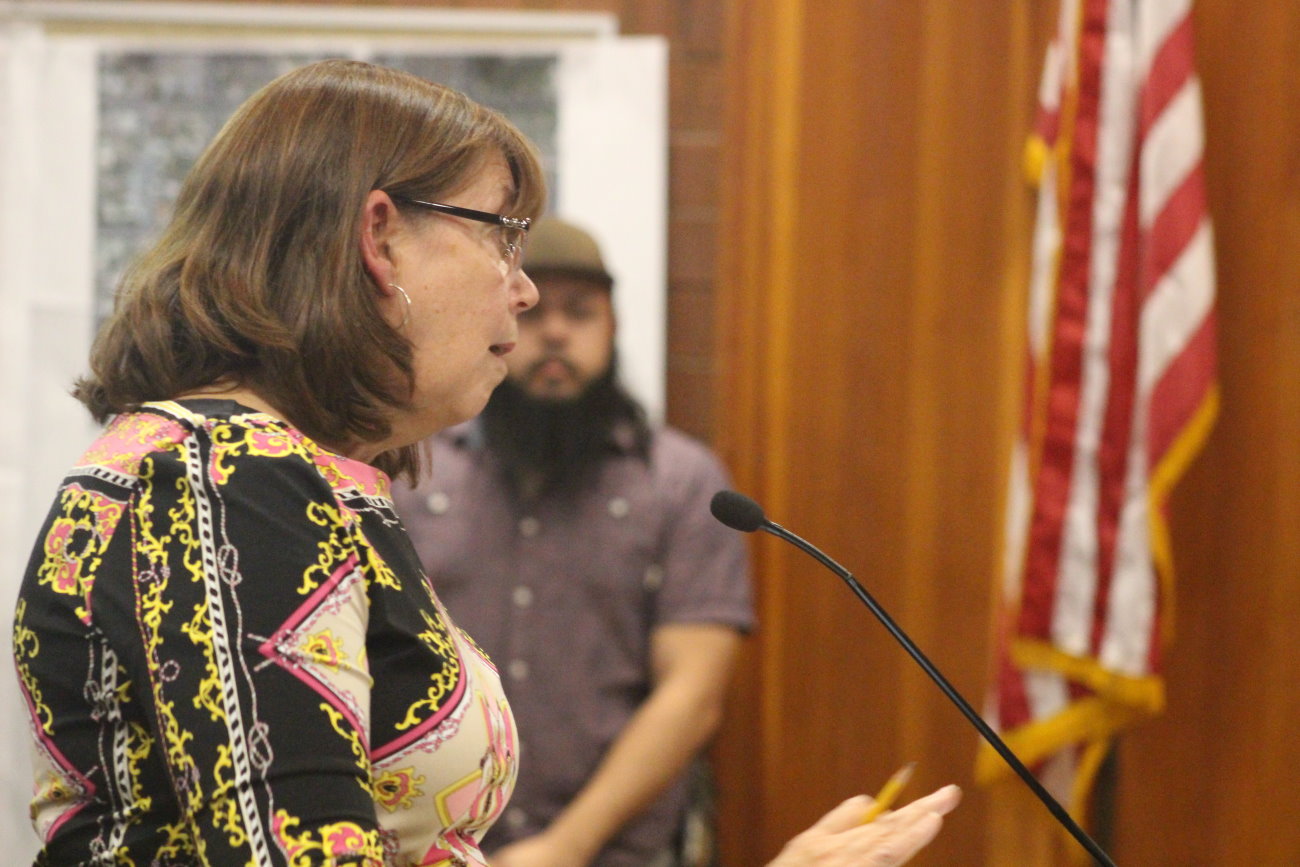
[860, 762, 916, 825]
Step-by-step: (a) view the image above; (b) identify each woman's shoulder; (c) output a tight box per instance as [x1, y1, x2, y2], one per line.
[72, 403, 196, 478]
[69, 399, 391, 505]
[177, 398, 393, 501]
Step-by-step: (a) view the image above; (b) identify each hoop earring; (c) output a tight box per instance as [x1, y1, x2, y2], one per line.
[388, 283, 412, 329]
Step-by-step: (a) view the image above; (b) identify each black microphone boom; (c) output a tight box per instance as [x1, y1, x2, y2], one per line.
[709, 489, 1117, 867]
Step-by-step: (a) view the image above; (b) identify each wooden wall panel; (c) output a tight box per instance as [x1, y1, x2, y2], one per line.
[714, 0, 1300, 865]
[713, 2, 1054, 863]
[1109, 2, 1300, 864]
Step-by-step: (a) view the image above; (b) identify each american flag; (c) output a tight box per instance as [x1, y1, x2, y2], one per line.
[978, 0, 1217, 819]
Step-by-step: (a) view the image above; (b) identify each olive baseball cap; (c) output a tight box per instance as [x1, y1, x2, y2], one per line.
[523, 216, 614, 289]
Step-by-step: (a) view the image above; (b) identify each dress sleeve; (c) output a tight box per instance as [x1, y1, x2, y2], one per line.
[130, 437, 384, 866]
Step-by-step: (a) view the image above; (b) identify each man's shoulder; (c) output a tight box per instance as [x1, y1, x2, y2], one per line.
[648, 425, 725, 467]
[393, 423, 487, 506]
[642, 425, 734, 500]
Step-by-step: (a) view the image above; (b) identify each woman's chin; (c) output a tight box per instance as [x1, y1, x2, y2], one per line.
[443, 392, 494, 430]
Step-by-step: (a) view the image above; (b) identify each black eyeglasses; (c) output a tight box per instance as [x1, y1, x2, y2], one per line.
[393, 196, 531, 273]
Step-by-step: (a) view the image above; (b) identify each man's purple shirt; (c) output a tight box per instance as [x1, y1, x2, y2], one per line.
[393, 421, 754, 865]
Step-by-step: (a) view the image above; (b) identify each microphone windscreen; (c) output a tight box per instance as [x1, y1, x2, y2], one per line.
[710, 490, 766, 533]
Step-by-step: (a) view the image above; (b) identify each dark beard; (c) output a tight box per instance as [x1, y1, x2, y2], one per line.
[479, 361, 650, 497]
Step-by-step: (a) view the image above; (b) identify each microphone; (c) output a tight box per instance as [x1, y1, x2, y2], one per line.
[710, 490, 1117, 867]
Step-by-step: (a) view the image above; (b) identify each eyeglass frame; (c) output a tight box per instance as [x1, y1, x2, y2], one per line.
[390, 196, 531, 272]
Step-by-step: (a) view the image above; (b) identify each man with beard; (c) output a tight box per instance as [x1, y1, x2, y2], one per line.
[393, 216, 753, 867]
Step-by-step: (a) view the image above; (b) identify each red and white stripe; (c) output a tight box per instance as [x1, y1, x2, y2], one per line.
[981, 0, 1216, 816]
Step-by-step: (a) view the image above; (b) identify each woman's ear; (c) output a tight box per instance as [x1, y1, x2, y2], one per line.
[360, 189, 401, 291]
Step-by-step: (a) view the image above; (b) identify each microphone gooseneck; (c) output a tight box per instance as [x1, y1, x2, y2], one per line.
[711, 489, 1117, 867]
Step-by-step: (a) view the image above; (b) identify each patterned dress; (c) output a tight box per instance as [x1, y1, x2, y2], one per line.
[11, 399, 517, 867]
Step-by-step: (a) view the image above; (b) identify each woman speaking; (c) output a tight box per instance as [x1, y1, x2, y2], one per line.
[11, 60, 957, 866]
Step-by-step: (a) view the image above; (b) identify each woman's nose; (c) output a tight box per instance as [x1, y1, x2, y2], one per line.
[512, 269, 539, 312]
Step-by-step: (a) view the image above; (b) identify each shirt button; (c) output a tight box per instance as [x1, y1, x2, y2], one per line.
[643, 564, 664, 591]
[607, 497, 630, 518]
[518, 516, 540, 538]
[426, 492, 450, 515]
[507, 659, 529, 681]
[505, 807, 528, 830]
[513, 586, 534, 608]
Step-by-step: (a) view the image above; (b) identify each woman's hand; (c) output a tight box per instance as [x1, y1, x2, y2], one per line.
[766, 784, 962, 867]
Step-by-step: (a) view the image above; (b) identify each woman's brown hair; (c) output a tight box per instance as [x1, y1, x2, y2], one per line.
[75, 59, 547, 479]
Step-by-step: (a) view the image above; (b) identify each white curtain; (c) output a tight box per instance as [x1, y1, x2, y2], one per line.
[0, 22, 101, 863]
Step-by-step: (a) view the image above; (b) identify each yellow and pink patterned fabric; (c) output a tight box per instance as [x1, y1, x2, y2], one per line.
[12, 399, 517, 866]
